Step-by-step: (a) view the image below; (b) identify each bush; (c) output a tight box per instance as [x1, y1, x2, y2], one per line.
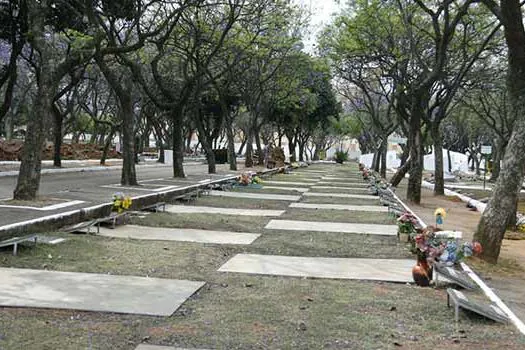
[334, 150, 348, 164]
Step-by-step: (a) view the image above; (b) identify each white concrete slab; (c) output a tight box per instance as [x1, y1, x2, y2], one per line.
[166, 205, 284, 217]
[303, 192, 378, 200]
[265, 219, 397, 235]
[208, 190, 300, 202]
[289, 203, 388, 212]
[316, 182, 368, 187]
[262, 186, 310, 193]
[311, 186, 368, 191]
[218, 254, 415, 282]
[136, 345, 209, 350]
[97, 225, 260, 245]
[0, 268, 204, 316]
[264, 181, 318, 186]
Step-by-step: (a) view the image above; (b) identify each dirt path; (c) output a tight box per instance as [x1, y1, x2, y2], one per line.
[395, 181, 525, 323]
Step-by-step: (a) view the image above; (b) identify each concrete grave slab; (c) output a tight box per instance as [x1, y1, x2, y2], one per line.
[303, 192, 378, 200]
[289, 203, 388, 212]
[265, 219, 397, 235]
[0, 268, 204, 316]
[262, 186, 310, 193]
[136, 345, 209, 350]
[97, 225, 260, 245]
[208, 190, 301, 202]
[218, 254, 415, 282]
[316, 182, 368, 187]
[263, 181, 318, 186]
[166, 205, 284, 217]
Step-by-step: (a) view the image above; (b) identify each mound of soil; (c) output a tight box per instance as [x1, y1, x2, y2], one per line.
[0, 140, 122, 161]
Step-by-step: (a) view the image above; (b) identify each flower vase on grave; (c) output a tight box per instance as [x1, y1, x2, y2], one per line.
[412, 253, 433, 287]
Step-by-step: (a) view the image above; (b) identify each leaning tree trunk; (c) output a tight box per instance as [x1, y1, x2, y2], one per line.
[196, 121, 216, 174]
[390, 158, 411, 187]
[475, 0, 525, 263]
[431, 123, 445, 195]
[100, 127, 116, 166]
[407, 105, 424, 204]
[237, 137, 246, 156]
[171, 108, 185, 177]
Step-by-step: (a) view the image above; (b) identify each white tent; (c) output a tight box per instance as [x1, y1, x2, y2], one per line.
[424, 149, 469, 173]
[359, 151, 401, 168]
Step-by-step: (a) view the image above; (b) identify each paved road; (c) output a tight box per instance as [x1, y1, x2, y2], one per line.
[0, 162, 237, 228]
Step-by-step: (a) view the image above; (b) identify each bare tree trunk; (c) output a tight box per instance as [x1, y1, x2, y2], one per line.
[287, 136, 296, 163]
[172, 108, 185, 177]
[245, 128, 254, 168]
[431, 123, 445, 195]
[447, 148, 452, 173]
[14, 2, 52, 200]
[372, 149, 380, 172]
[380, 138, 387, 178]
[96, 56, 137, 186]
[226, 115, 237, 171]
[475, 0, 525, 263]
[407, 106, 423, 204]
[298, 141, 305, 162]
[52, 107, 63, 168]
[119, 93, 137, 185]
[255, 128, 264, 166]
[489, 139, 503, 182]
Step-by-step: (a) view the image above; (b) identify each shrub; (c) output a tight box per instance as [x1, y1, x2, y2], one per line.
[334, 150, 348, 164]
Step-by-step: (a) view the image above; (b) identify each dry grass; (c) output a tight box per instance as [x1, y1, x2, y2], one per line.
[0, 164, 523, 349]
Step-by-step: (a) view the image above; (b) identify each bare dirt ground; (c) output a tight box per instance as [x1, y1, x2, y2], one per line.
[395, 180, 525, 323]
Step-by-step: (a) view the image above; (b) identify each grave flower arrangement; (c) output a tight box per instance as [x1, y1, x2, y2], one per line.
[397, 212, 419, 234]
[238, 172, 261, 186]
[410, 227, 483, 266]
[112, 192, 132, 213]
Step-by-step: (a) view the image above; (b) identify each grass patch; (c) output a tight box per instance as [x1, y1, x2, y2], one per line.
[131, 212, 271, 233]
[282, 208, 396, 225]
[232, 187, 305, 195]
[309, 187, 370, 194]
[301, 196, 380, 205]
[190, 195, 292, 210]
[1, 270, 521, 349]
[0, 197, 68, 207]
[1, 165, 522, 349]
